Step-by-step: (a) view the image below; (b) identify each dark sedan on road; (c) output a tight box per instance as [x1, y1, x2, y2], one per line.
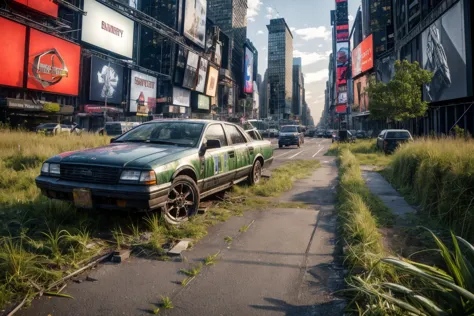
[376, 129, 413, 154]
[278, 125, 304, 148]
[36, 120, 274, 224]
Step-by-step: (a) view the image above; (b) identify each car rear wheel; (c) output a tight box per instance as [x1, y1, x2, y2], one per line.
[163, 175, 200, 225]
[248, 160, 262, 185]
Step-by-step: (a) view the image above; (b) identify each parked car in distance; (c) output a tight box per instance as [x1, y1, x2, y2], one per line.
[356, 130, 368, 139]
[315, 130, 325, 138]
[376, 129, 413, 154]
[324, 130, 334, 138]
[36, 123, 81, 135]
[278, 125, 304, 148]
[36, 120, 274, 224]
[99, 122, 140, 136]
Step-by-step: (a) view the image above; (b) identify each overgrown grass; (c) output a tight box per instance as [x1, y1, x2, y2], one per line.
[387, 138, 474, 242]
[327, 140, 392, 166]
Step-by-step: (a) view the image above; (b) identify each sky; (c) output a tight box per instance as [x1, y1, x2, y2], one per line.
[246, 0, 361, 124]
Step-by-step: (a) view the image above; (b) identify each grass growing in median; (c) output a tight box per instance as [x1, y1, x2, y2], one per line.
[327, 140, 391, 166]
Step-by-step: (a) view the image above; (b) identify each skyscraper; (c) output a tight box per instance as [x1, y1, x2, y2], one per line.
[292, 58, 303, 117]
[267, 18, 293, 120]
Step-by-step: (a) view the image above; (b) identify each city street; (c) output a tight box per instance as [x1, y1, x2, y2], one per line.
[19, 138, 345, 316]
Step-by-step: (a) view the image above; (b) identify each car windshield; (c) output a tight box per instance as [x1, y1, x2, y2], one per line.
[105, 123, 125, 136]
[115, 122, 204, 147]
[386, 131, 411, 139]
[280, 126, 297, 133]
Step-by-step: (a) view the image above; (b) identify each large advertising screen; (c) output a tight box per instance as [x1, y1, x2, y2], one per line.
[13, 0, 58, 18]
[336, 24, 349, 42]
[130, 70, 157, 114]
[336, 42, 349, 67]
[336, 66, 348, 87]
[195, 58, 208, 93]
[354, 75, 369, 112]
[352, 34, 373, 77]
[90, 56, 123, 104]
[183, 0, 207, 48]
[197, 94, 210, 110]
[421, 1, 466, 102]
[376, 54, 395, 83]
[244, 47, 254, 94]
[0, 18, 26, 88]
[27, 29, 81, 96]
[206, 66, 218, 97]
[173, 87, 191, 107]
[183, 51, 199, 89]
[174, 47, 187, 85]
[82, 0, 135, 58]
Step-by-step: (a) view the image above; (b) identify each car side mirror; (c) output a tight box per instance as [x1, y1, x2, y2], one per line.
[206, 139, 221, 149]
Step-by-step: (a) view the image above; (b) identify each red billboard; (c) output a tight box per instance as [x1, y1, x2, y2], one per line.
[336, 105, 347, 113]
[0, 18, 26, 88]
[352, 34, 374, 77]
[27, 29, 81, 96]
[13, 0, 58, 18]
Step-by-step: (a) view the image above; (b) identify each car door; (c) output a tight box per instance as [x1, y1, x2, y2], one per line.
[202, 123, 233, 191]
[224, 124, 251, 182]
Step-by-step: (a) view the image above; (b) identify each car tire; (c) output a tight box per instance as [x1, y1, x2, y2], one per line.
[163, 175, 200, 225]
[248, 159, 262, 185]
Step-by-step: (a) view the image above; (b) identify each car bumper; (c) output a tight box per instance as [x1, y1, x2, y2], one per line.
[35, 176, 170, 211]
[278, 138, 299, 145]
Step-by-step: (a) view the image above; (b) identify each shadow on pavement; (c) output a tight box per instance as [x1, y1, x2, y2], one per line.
[249, 297, 345, 316]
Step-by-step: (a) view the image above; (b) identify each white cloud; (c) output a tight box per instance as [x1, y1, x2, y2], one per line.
[247, 0, 263, 22]
[304, 70, 328, 84]
[294, 26, 331, 41]
[318, 44, 323, 48]
[306, 95, 313, 100]
[266, 7, 280, 19]
[290, 27, 296, 32]
[293, 50, 331, 66]
[257, 30, 264, 35]
[315, 94, 325, 101]
[262, 46, 267, 51]
[348, 14, 354, 21]
[306, 91, 313, 96]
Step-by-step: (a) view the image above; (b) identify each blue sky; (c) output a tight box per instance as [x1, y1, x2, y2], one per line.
[246, 0, 360, 123]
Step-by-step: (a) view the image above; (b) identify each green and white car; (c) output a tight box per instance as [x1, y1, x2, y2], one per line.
[36, 120, 274, 224]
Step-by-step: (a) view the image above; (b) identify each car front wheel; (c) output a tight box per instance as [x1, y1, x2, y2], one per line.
[163, 175, 200, 225]
[249, 160, 262, 185]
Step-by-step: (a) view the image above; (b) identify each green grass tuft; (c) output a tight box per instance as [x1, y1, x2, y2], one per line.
[179, 263, 202, 277]
[160, 296, 173, 309]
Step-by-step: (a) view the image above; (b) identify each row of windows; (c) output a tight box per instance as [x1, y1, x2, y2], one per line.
[205, 124, 247, 147]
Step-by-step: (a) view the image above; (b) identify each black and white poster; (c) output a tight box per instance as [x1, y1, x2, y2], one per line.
[90, 56, 123, 104]
[195, 58, 208, 93]
[174, 46, 188, 85]
[183, 0, 207, 48]
[421, 1, 466, 102]
[376, 54, 395, 84]
[183, 51, 199, 89]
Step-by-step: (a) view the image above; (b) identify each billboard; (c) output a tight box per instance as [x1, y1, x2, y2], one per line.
[130, 70, 157, 114]
[421, 1, 466, 102]
[214, 43, 222, 66]
[335, 0, 348, 22]
[244, 47, 254, 94]
[173, 87, 191, 107]
[174, 47, 187, 85]
[354, 75, 369, 112]
[195, 58, 208, 93]
[336, 42, 349, 67]
[206, 66, 218, 97]
[183, 51, 199, 89]
[82, 0, 135, 58]
[0, 18, 26, 88]
[13, 0, 58, 18]
[90, 56, 123, 104]
[183, 0, 207, 48]
[336, 66, 348, 87]
[27, 29, 81, 96]
[336, 24, 349, 42]
[352, 34, 373, 77]
[197, 94, 210, 110]
[376, 54, 395, 83]
[335, 105, 347, 113]
[337, 91, 347, 104]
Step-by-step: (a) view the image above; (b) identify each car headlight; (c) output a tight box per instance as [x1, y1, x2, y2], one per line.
[293, 133, 298, 136]
[50, 163, 60, 175]
[41, 162, 50, 174]
[120, 170, 157, 185]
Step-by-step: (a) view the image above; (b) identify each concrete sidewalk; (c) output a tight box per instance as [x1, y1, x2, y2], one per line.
[21, 162, 344, 316]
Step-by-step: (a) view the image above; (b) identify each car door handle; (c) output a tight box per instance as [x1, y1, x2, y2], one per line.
[228, 151, 235, 158]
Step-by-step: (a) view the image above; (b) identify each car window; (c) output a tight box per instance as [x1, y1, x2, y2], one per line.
[378, 131, 385, 137]
[280, 126, 297, 133]
[386, 131, 411, 139]
[225, 124, 246, 145]
[116, 122, 204, 147]
[60, 124, 68, 128]
[205, 124, 228, 147]
[247, 130, 262, 141]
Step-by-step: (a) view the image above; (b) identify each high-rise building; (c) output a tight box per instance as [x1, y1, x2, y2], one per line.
[267, 18, 293, 120]
[292, 58, 303, 117]
[259, 70, 270, 119]
[361, 0, 394, 57]
[208, 0, 247, 112]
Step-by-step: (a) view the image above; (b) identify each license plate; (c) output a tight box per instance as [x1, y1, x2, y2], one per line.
[73, 188, 93, 209]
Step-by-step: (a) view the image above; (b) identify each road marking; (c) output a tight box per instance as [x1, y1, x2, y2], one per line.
[274, 151, 293, 158]
[312, 148, 324, 158]
[288, 150, 305, 159]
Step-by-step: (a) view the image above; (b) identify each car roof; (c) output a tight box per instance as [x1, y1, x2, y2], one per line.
[385, 129, 410, 132]
[145, 119, 239, 126]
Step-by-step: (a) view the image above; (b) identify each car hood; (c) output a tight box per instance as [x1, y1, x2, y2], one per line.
[53, 143, 194, 169]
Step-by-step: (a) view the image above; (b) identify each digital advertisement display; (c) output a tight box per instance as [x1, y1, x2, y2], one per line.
[130, 70, 157, 114]
[183, 51, 199, 89]
[173, 87, 191, 107]
[337, 91, 347, 104]
[421, 1, 466, 102]
[82, 0, 135, 58]
[183, 0, 207, 48]
[195, 58, 208, 93]
[206, 66, 218, 97]
[0, 18, 26, 88]
[13, 0, 58, 18]
[197, 94, 210, 110]
[354, 75, 369, 112]
[90, 56, 123, 104]
[335, 0, 348, 22]
[376, 54, 395, 83]
[336, 24, 349, 42]
[336, 66, 348, 87]
[352, 34, 373, 77]
[214, 43, 222, 66]
[27, 29, 81, 96]
[244, 47, 254, 94]
[336, 42, 349, 67]
[174, 46, 187, 85]
[336, 105, 347, 113]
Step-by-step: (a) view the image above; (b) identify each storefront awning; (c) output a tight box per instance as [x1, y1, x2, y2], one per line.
[5, 98, 74, 115]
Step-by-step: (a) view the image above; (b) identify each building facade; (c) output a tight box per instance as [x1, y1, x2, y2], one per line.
[267, 18, 293, 120]
[292, 59, 303, 117]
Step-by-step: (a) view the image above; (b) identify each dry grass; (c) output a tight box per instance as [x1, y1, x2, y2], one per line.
[327, 140, 391, 166]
